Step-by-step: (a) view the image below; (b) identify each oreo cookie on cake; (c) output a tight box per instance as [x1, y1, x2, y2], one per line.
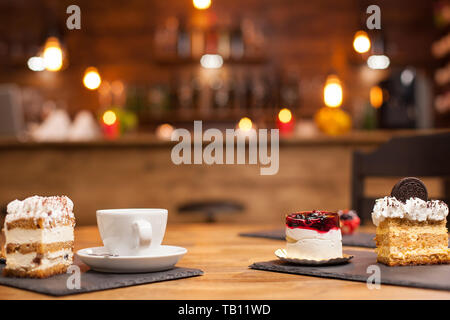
[372, 177, 449, 266]
[391, 177, 428, 203]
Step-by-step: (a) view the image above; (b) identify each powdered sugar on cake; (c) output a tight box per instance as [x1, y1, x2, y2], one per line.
[6, 195, 75, 227]
[371, 196, 448, 226]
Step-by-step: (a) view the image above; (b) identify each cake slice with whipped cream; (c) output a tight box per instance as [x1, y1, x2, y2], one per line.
[3, 196, 75, 278]
[285, 211, 343, 260]
[372, 177, 449, 266]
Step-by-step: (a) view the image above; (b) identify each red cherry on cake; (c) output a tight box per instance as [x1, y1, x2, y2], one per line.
[337, 209, 360, 235]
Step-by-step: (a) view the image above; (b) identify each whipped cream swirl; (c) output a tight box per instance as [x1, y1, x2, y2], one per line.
[6, 195, 74, 227]
[371, 196, 448, 226]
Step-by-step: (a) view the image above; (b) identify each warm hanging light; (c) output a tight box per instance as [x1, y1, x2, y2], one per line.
[353, 31, 371, 54]
[193, 0, 211, 10]
[278, 108, 293, 124]
[369, 86, 383, 108]
[43, 37, 63, 71]
[238, 117, 253, 131]
[323, 75, 343, 108]
[83, 67, 102, 90]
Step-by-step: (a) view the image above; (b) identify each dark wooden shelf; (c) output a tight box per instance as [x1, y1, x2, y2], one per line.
[153, 55, 269, 66]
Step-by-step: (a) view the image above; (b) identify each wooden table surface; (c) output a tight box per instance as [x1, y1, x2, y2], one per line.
[1, 223, 449, 300]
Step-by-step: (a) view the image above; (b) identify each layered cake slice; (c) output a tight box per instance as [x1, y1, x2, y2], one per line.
[372, 178, 449, 266]
[286, 211, 343, 260]
[3, 196, 75, 278]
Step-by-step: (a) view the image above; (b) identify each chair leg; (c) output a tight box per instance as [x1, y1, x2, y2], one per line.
[444, 177, 450, 229]
[206, 211, 216, 223]
[351, 152, 366, 224]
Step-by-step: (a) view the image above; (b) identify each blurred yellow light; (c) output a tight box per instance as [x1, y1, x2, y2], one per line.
[156, 123, 175, 140]
[83, 67, 102, 90]
[238, 117, 253, 131]
[102, 110, 117, 126]
[278, 108, 293, 123]
[193, 0, 211, 10]
[314, 107, 352, 136]
[353, 31, 371, 54]
[43, 37, 63, 71]
[370, 85, 383, 108]
[323, 75, 343, 108]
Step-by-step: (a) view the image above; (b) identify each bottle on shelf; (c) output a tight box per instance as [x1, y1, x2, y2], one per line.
[165, 16, 179, 57]
[191, 28, 205, 58]
[205, 28, 219, 54]
[191, 74, 201, 113]
[177, 18, 191, 58]
[217, 29, 231, 59]
[230, 22, 245, 60]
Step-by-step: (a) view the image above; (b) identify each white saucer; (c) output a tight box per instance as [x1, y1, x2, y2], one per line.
[76, 245, 187, 273]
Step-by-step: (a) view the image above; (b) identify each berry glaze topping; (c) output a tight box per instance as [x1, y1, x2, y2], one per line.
[286, 210, 340, 233]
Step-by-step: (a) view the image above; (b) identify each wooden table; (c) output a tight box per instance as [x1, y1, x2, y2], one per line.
[1, 223, 449, 299]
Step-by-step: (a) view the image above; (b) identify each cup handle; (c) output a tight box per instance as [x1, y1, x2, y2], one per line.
[132, 220, 152, 249]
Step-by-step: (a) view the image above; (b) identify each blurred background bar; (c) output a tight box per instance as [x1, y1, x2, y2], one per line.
[0, 0, 449, 225]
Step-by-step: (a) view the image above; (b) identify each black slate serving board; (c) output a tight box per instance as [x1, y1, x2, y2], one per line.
[240, 229, 378, 248]
[250, 250, 450, 291]
[0, 257, 203, 296]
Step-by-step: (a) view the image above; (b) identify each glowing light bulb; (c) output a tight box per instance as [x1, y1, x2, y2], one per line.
[43, 37, 63, 71]
[193, 0, 211, 10]
[102, 110, 117, 126]
[367, 55, 390, 70]
[200, 54, 223, 69]
[323, 75, 343, 108]
[238, 117, 253, 131]
[400, 68, 415, 86]
[27, 56, 45, 71]
[83, 67, 102, 90]
[353, 31, 371, 54]
[156, 123, 175, 140]
[370, 86, 383, 108]
[278, 108, 293, 123]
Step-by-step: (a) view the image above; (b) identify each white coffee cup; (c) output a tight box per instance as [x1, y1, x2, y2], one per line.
[96, 209, 168, 256]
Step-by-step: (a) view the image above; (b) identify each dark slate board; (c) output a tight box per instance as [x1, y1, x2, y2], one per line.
[249, 250, 450, 291]
[0, 257, 203, 296]
[240, 229, 377, 248]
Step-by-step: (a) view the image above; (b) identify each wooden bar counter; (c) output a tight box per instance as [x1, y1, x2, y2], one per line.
[0, 223, 449, 299]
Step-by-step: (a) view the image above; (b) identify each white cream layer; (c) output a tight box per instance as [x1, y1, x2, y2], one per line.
[6, 249, 73, 271]
[5, 226, 74, 244]
[371, 197, 449, 226]
[286, 227, 343, 260]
